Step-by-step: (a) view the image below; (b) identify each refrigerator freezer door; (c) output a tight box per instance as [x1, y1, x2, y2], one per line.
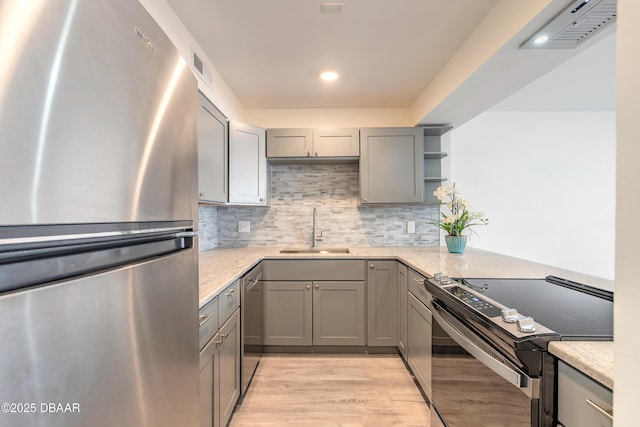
[0, 247, 198, 427]
[0, 0, 198, 225]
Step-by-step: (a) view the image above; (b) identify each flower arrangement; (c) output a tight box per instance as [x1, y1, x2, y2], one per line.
[432, 185, 488, 237]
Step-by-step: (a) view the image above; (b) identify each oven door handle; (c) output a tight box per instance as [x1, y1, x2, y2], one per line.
[431, 300, 539, 399]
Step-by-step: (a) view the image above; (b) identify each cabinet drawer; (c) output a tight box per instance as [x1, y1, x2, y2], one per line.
[199, 297, 219, 351]
[219, 280, 241, 326]
[408, 269, 431, 308]
[558, 361, 613, 427]
[262, 260, 365, 281]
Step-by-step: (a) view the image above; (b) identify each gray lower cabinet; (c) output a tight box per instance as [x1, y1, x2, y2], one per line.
[263, 281, 313, 346]
[407, 292, 432, 399]
[219, 309, 241, 427]
[367, 260, 398, 346]
[359, 127, 424, 204]
[313, 281, 365, 346]
[198, 91, 228, 204]
[199, 330, 220, 427]
[199, 281, 240, 427]
[557, 361, 613, 427]
[397, 263, 408, 358]
[263, 280, 365, 346]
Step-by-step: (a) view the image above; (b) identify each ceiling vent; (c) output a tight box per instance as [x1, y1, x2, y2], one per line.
[520, 0, 616, 49]
[320, 3, 343, 14]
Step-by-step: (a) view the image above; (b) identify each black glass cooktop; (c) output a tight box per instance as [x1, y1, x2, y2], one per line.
[455, 276, 613, 339]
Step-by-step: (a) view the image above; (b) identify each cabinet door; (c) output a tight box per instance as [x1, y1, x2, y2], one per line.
[266, 128, 313, 157]
[408, 293, 432, 399]
[313, 281, 365, 346]
[360, 127, 424, 204]
[312, 128, 360, 157]
[367, 261, 398, 346]
[198, 92, 228, 203]
[263, 281, 313, 346]
[218, 309, 240, 427]
[199, 332, 220, 427]
[557, 361, 613, 427]
[397, 264, 409, 358]
[229, 121, 267, 205]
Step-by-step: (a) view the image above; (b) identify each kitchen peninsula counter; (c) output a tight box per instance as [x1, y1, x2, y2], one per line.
[198, 246, 614, 386]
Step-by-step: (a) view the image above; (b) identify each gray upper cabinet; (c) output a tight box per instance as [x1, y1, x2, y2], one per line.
[229, 121, 267, 205]
[198, 92, 228, 204]
[367, 260, 398, 346]
[313, 128, 360, 157]
[360, 127, 424, 204]
[266, 128, 359, 159]
[266, 128, 313, 157]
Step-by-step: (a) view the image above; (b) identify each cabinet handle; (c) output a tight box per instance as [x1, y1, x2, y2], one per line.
[315, 284, 319, 289]
[306, 284, 311, 290]
[213, 337, 223, 345]
[221, 332, 229, 340]
[259, 198, 265, 202]
[315, 152, 318, 157]
[226, 288, 238, 297]
[199, 313, 210, 325]
[199, 192, 205, 198]
[414, 278, 426, 285]
[307, 150, 311, 157]
[370, 264, 375, 269]
[585, 399, 613, 421]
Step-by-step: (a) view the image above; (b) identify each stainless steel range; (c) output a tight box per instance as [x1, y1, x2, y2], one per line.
[425, 275, 613, 427]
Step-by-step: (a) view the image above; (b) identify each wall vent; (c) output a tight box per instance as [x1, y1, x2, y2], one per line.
[521, 0, 616, 49]
[320, 3, 343, 14]
[191, 49, 213, 87]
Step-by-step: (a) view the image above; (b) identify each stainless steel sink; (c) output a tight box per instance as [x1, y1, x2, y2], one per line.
[279, 247, 350, 254]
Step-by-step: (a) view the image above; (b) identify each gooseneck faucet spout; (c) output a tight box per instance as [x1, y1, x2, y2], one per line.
[312, 207, 323, 247]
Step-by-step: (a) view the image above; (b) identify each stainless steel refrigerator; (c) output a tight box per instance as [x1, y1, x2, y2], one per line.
[0, 1, 199, 426]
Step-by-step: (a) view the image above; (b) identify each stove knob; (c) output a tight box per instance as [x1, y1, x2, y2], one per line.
[516, 317, 536, 333]
[501, 308, 518, 323]
[433, 272, 443, 281]
[440, 275, 451, 285]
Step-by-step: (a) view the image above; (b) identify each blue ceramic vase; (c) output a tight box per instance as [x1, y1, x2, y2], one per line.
[445, 235, 467, 254]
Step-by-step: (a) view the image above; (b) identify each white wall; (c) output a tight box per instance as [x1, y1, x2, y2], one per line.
[449, 111, 616, 280]
[138, 0, 245, 121]
[615, 1, 640, 424]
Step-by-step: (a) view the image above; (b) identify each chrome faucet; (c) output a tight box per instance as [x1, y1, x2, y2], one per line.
[312, 207, 323, 247]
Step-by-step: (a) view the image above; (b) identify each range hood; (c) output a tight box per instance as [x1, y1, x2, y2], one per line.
[521, 0, 616, 49]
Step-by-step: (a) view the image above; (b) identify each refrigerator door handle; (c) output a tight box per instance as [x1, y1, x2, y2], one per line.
[0, 225, 192, 246]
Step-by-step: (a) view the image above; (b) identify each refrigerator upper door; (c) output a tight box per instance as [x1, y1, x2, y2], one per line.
[0, 246, 198, 427]
[0, 0, 198, 225]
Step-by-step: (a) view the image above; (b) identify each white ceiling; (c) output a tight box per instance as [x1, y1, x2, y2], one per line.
[491, 31, 616, 111]
[166, 0, 499, 109]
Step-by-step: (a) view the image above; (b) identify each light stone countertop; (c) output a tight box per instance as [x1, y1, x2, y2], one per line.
[198, 245, 615, 385]
[549, 341, 614, 389]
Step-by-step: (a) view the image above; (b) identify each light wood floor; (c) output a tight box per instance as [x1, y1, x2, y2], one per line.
[229, 353, 431, 426]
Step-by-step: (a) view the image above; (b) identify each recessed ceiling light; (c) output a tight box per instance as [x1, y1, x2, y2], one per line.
[534, 35, 549, 45]
[319, 70, 339, 81]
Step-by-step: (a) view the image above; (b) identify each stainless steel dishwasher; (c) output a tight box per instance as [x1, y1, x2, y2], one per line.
[241, 264, 263, 395]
